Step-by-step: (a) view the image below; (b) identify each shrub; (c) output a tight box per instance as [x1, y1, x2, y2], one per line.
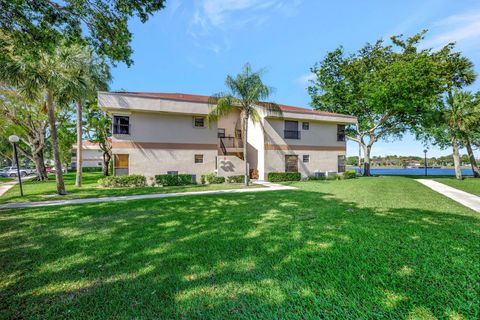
[343, 170, 357, 179]
[267, 172, 301, 182]
[201, 173, 225, 184]
[227, 175, 245, 183]
[155, 174, 195, 186]
[98, 174, 147, 188]
[82, 167, 102, 172]
[308, 175, 326, 181]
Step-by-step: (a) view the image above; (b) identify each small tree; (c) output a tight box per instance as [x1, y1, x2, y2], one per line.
[85, 102, 112, 176]
[0, 88, 49, 180]
[207, 63, 282, 185]
[308, 31, 442, 175]
[415, 46, 477, 179]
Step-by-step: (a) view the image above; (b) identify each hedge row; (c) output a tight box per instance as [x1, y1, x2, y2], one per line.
[201, 174, 225, 184]
[307, 170, 357, 181]
[267, 172, 301, 182]
[82, 167, 103, 172]
[98, 175, 147, 187]
[155, 174, 195, 186]
[226, 175, 245, 183]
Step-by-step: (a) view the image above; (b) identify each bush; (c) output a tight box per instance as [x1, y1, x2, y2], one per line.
[267, 172, 301, 182]
[227, 175, 245, 183]
[155, 174, 195, 186]
[201, 173, 225, 184]
[82, 167, 102, 172]
[343, 170, 357, 179]
[307, 175, 326, 181]
[98, 174, 147, 188]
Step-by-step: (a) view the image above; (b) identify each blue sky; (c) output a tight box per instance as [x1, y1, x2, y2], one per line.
[111, 0, 480, 157]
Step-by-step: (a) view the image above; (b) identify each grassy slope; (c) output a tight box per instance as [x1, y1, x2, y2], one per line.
[0, 177, 479, 319]
[0, 172, 257, 203]
[433, 178, 480, 197]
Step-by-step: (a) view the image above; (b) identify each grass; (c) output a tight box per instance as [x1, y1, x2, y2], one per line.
[0, 172, 258, 203]
[0, 177, 13, 183]
[1, 176, 479, 319]
[433, 177, 480, 197]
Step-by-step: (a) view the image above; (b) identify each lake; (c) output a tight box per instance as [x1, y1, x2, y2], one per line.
[353, 168, 474, 176]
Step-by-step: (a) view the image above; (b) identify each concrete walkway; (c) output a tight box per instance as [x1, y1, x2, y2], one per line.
[0, 176, 35, 197]
[0, 181, 296, 210]
[416, 179, 480, 212]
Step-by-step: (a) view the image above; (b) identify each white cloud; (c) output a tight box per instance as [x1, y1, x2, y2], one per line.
[296, 73, 316, 87]
[187, 0, 302, 53]
[423, 9, 480, 50]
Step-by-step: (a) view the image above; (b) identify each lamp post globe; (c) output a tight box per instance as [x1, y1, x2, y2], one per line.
[8, 135, 19, 143]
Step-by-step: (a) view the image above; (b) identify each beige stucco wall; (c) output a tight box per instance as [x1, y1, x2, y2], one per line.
[72, 147, 103, 168]
[216, 155, 246, 177]
[264, 149, 345, 179]
[217, 109, 241, 137]
[111, 111, 217, 144]
[114, 147, 217, 182]
[264, 118, 346, 148]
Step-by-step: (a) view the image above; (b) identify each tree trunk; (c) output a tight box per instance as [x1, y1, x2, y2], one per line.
[451, 134, 463, 180]
[358, 141, 362, 174]
[46, 90, 66, 195]
[75, 100, 83, 187]
[361, 144, 372, 176]
[243, 116, 249, 186]
[464, 136, 480, 178]
[102, 151, 111, 176]
[32, 148, 48, 181]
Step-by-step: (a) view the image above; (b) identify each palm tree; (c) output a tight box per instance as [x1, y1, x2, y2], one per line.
[0, 32, 88, 194]
[207, 63, 282, 185]
[70, 49, 110, 187]
[451, 90, 480, 178]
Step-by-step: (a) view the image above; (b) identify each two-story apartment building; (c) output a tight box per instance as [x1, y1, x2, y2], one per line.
[98, 91, 357, 181]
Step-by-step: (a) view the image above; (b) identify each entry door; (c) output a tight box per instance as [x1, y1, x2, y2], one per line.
[285, 155, 298, 172]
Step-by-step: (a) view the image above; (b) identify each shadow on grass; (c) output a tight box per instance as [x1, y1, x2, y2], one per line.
[0, 188, 478, 319]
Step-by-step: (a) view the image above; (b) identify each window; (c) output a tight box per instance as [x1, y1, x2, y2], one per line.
[194, 154, 204, 164]
[338, 155, 346, 173]
[114, 154, 129, 176]
[98, 162, 102, 166]
[303, 155, 310, 163]
[193, 116, 205, 128]
[284, 120, 300, 139]
[337, 125, 346, 141]
[113, 116, 130, 135]
[302, 122, 309, 130]
[217, 128, 226, 138]
[167, 171, 178, 175]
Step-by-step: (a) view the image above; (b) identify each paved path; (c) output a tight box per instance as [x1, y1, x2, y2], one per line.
[0, 176, 35, 197]
[416, 179, 480, 212]
[0, 181, 296, 210]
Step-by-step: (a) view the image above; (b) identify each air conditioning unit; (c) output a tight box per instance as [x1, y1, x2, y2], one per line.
[314, 171, 325, 178]
[326, 171, 337, 177]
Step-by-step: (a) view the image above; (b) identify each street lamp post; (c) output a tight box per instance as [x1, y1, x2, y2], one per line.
[8, 135, 23, 197]
[423, 149, 428, 177]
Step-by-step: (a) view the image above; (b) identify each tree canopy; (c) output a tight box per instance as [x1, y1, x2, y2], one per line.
[308, 31, 444, 175]
[0, 0, 165, 65]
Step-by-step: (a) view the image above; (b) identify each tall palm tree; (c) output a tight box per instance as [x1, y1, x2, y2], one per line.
[207, 63, 282, 185]
[70, 49, 110, 187]
[0, 32, 87, 194]
[451, 90, 480, 178]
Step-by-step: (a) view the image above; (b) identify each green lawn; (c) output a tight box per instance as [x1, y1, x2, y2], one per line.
[433, 177, 480, 197]
[0, 172, 258, 203]
[1, 176, 479, 319]
[0, 177, 13, 183]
